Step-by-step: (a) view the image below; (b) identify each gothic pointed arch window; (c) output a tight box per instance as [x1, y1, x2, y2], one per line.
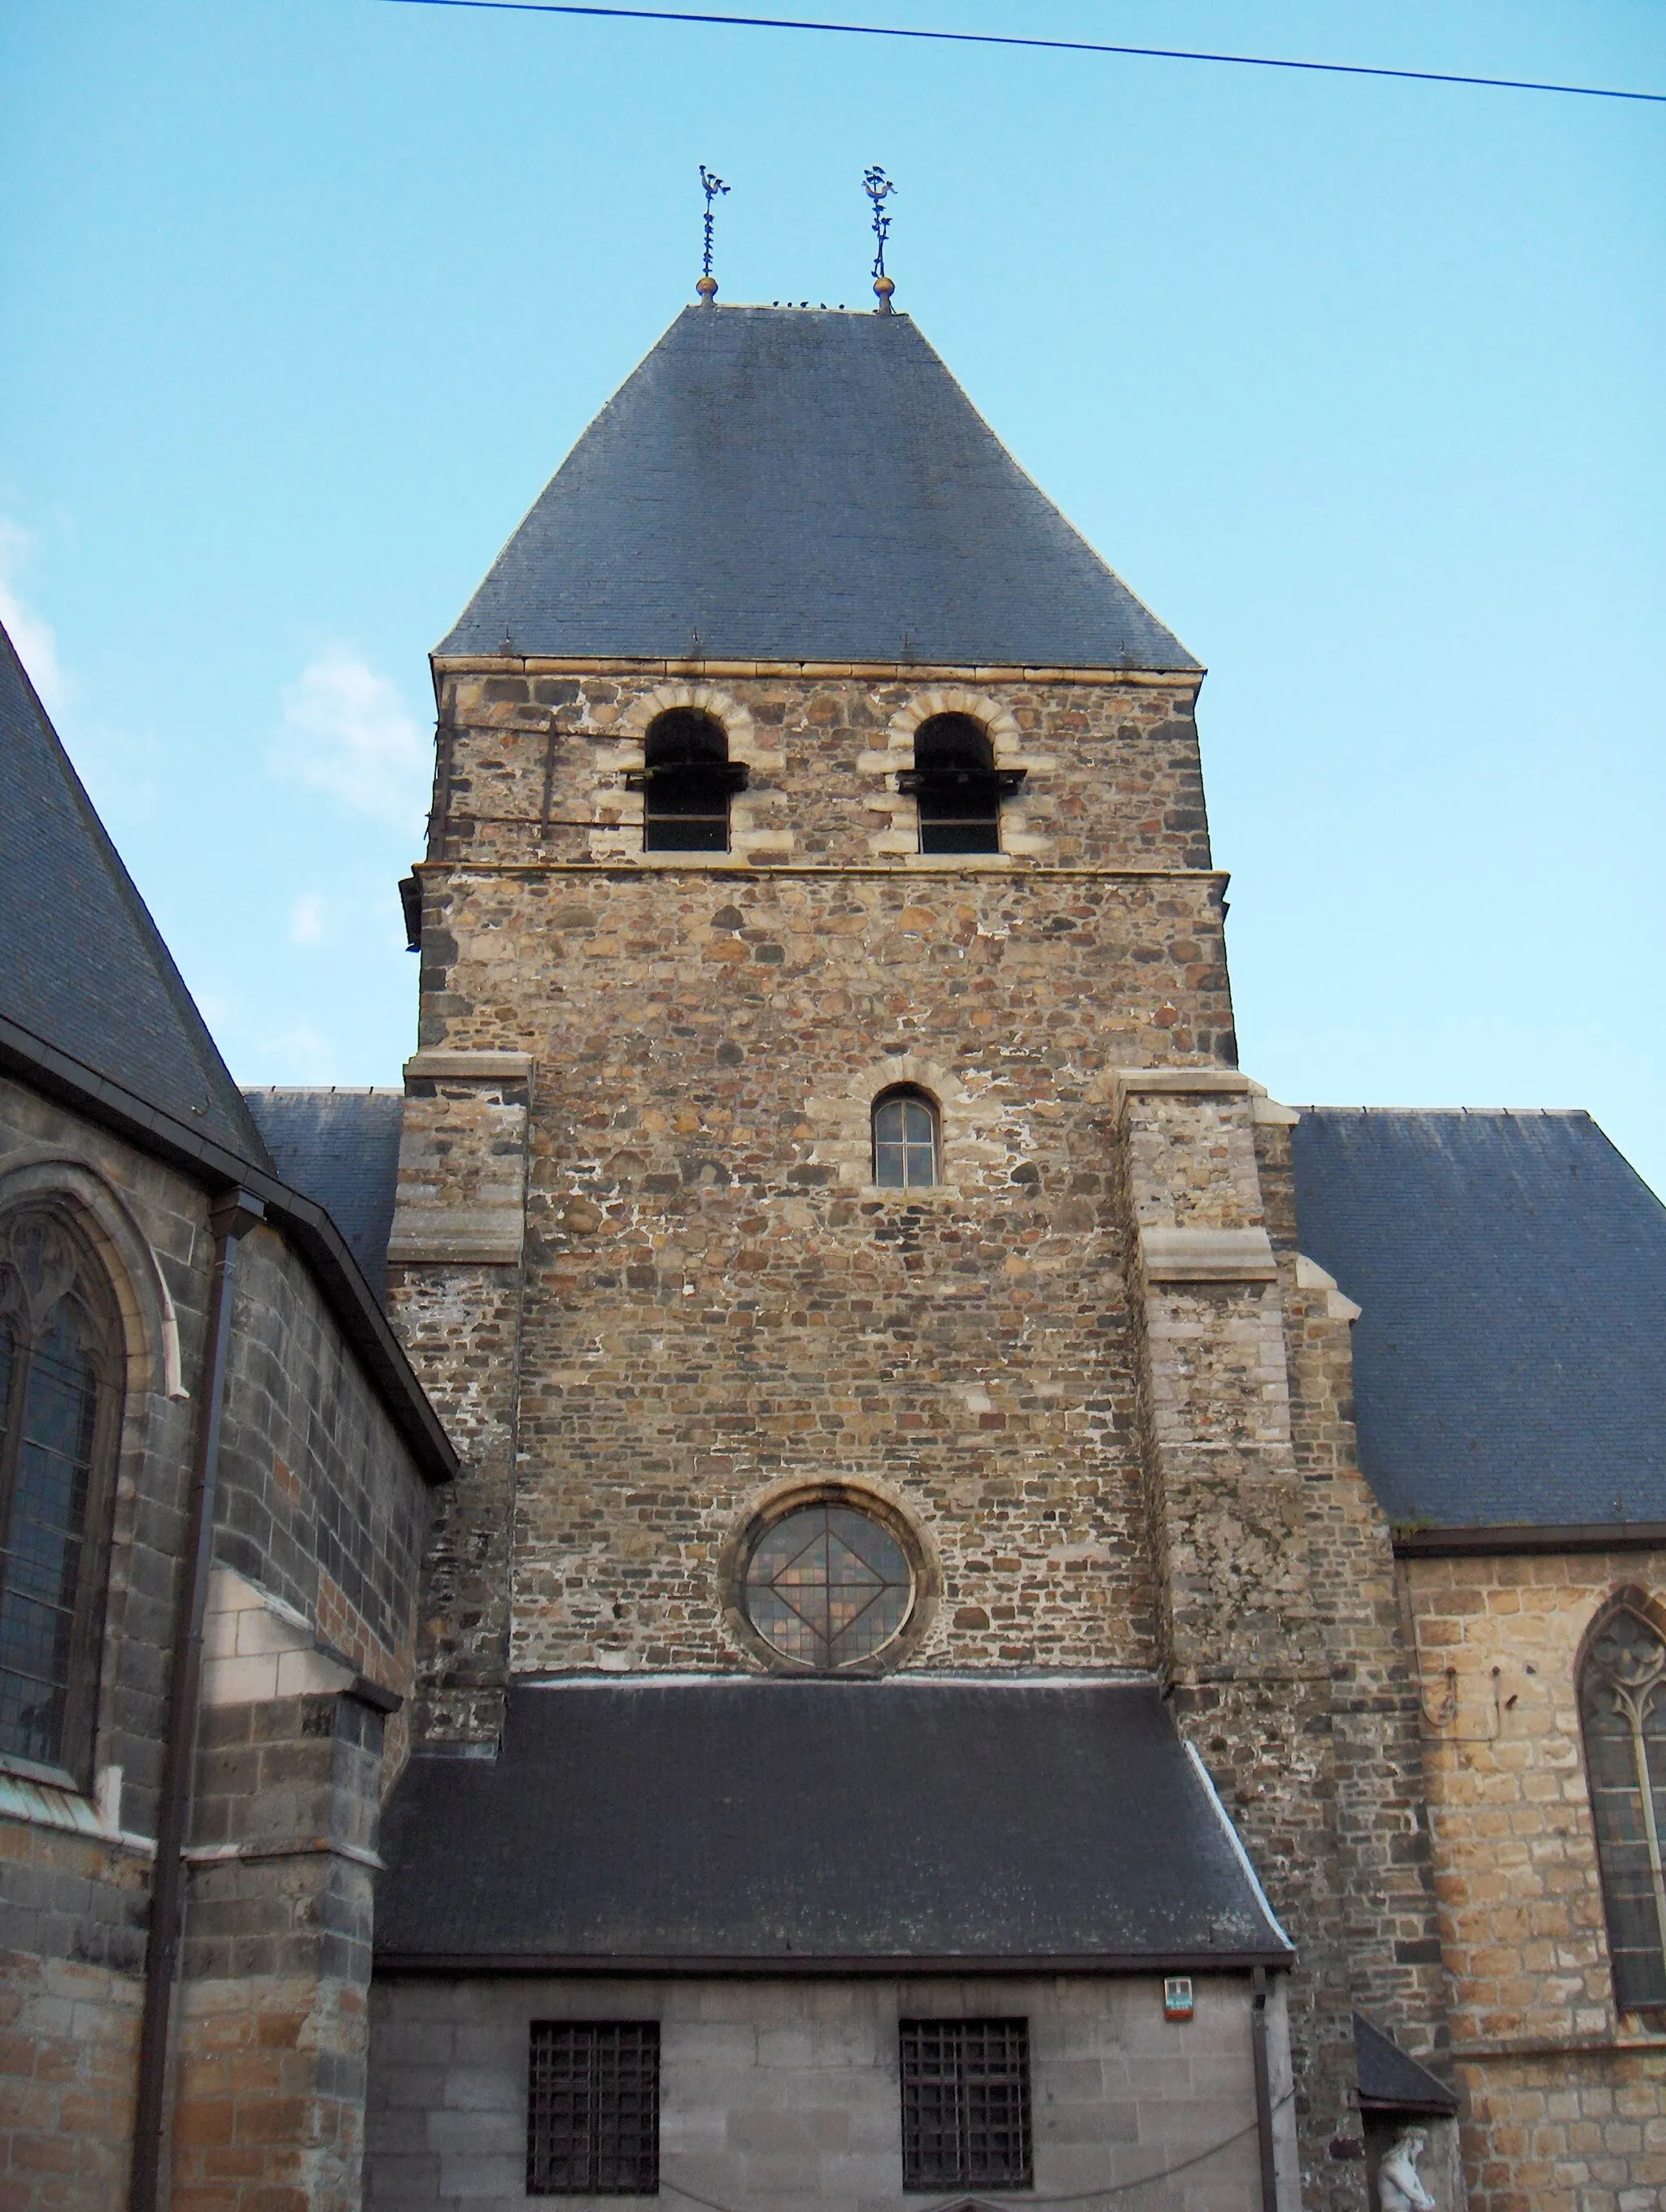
[627, 708, 748, 852]
[1580, 1598, 1666, 2015]
[0, 1209, 124, 1783]
[898, 713, 1025, 856]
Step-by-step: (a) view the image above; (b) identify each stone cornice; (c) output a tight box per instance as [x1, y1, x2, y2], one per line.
[431, 654, 1205, 691]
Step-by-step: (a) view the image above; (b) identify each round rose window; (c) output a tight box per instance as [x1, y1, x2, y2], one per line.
[743, 1501, 914, 1670]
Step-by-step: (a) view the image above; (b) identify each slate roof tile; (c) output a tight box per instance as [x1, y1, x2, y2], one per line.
[440, 307, 1198, 673]
[0, 620, 273, 1166]
[376, 1677, 1289, 1967]
[242, 1088, 403, 1306]
[1292, 1108, 1666, 1530]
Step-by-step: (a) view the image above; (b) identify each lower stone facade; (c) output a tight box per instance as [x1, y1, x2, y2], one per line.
[365, 1972, 1297, 2212]
[0, 1074, 441, 2212]
[1402, 1548, 1666, 2211]
[0, 1838, 144, 2212]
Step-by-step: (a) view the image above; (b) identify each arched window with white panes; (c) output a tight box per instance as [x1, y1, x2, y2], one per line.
[871, 1087, 939, 1190]
[1580, 1598, 1666, 2016]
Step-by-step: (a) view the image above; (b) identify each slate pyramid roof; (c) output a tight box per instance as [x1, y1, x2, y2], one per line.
[0, 620, 273, 1166]
[440, 305, 1198, 672]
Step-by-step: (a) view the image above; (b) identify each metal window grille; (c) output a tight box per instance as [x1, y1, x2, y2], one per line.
[900, 2018, 1032, 2191]
[1581, 1608, 1666, 2013]
[527, 2023, 661, 2196]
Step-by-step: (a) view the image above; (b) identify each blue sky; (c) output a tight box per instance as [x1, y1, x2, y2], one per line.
[3, 1, 1663, 1189]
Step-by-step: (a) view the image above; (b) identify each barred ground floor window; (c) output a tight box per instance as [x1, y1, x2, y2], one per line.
[899, 2017, 1033, 2191]
[527, 2022, 661, 2195]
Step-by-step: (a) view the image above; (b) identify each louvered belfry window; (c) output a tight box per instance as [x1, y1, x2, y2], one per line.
[1581, 1605, 1666, 2014]
[627, 709, 747, 852]
[527, 2023, 661, 2195]
[0, 1209, 121, 1783]
[899, 2018, 1033, 2191]
[898, 713, 1025, 856]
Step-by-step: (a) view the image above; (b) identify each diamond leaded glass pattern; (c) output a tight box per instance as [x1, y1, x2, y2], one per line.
[527, 2023, 660, 2195]
[900, 2018, 1033, 2192]
[0, 1213, 116, 1779]
[743, 1502, 914, 1670]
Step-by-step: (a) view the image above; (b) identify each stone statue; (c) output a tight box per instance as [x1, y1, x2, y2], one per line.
[1378, 2126, 1437, 2212]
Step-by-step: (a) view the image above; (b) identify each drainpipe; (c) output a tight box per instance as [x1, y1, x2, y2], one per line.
[129, 1188, 263, 2212]
[1250, 1966, 1280, 2212]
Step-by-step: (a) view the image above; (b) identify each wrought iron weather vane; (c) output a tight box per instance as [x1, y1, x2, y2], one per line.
[696, 165, 729, 302]
[864, 166, 897, 311]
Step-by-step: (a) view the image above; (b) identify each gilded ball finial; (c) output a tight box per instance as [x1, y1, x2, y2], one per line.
[696, 274, 718, 301]
[873, 273, 895, 305]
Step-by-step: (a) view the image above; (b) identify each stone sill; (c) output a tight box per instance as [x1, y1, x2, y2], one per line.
[0, 1766, 155, 1857]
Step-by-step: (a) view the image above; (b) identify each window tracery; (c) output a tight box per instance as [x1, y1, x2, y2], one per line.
[0, 1208, 122, 1781]
[1581, 1600, 1666, 2014]
[741, 1500, 914, 1671]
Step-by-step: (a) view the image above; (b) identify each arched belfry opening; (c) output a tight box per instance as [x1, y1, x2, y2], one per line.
[898, 713, 1025, 855]
[627, 708, 748, 852]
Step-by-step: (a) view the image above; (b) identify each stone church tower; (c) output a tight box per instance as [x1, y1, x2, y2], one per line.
[6, 288, 1662, 2212]
[369, 302, 1451, 2211]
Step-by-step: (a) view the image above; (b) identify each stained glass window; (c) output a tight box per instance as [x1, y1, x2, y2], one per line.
[742, 1501, 914, 1670]
[527, 2023, 660, 2195]
[1581, 1605, 1666, 2014]
[0, 1210, 120, 1781]
[900, 2018, 1033, 2191]
[873, 1090, 938, 1189]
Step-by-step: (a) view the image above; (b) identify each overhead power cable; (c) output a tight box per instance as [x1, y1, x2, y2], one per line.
[658, 2092, 1297, 2212]
[376, 0, 1666, 104]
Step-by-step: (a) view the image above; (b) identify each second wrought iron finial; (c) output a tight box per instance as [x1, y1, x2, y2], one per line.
[697, 165, 729, 302]
[864, 166, 897, 311]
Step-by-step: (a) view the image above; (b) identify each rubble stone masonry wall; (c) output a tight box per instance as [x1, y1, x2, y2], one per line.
[391, 660, 1470, 2210]
[407, 664, 1229, 1688]
[1403, 1548, 1666, 2212]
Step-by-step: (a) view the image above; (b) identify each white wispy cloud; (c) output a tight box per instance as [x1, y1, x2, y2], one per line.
[277, 647, 430, 834]
[289, 891, 327, 946]
[0, 519, 68, 716]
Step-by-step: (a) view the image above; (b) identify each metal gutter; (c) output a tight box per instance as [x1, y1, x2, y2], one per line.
[1250, 1967, 1279, 2212]
[0, 1014, 456, 1483]
[129, 1191, 260, 2212]
[373, 1949, 1294, 1976]
[1393, 1522, 1666, 1558]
